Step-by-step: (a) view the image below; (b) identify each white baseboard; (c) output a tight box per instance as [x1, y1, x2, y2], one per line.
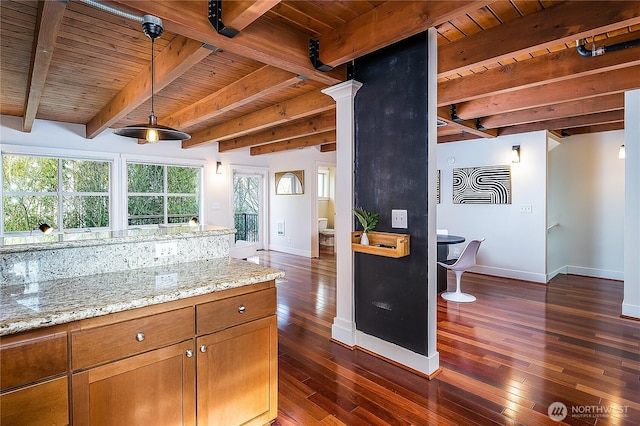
[355, 331, 440, 377]
[547, 266, 568, 282]
[331, 317, 357, 347]
[472, 265, 547, 283]
[566, 265, 624, 281]
[267, 244, 312, 258]
[622, 302, 640, 319]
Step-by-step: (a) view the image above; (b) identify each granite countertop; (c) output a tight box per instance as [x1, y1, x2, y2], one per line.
[0, 257, 284, 336]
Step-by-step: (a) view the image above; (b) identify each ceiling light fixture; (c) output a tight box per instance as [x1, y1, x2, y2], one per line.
[113, 15, 190, 143]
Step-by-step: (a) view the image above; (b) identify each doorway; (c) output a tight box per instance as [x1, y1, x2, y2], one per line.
[315, 162, 336, 258]
[231, 166, 268, 250]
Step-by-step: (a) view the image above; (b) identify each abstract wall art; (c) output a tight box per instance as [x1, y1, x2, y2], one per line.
[452, 165, 511, 204]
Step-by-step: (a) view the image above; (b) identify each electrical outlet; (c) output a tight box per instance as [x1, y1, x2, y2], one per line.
[391, 209, 408, 229]
[155, 273, 178, 289]
[519, 204, 532, 213]
[155, 242, 177, 257]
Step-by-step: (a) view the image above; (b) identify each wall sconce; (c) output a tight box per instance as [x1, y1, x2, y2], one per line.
[188, 217, 199, 226]
[511, 145, 521, 163]
[618, 144, 626, 159]
[38, 223, 53, 234]
[216, 161, 223, 174]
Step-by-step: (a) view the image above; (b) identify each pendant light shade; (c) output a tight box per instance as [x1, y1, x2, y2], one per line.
[113, 15, 190, 142]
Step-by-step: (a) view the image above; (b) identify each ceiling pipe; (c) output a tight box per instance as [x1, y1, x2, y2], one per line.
[576, 38, 640, 57]
[76, 0, 143, 23]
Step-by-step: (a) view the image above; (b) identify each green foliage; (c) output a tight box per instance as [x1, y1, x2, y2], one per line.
[233, 175, 259, 214]
[353, 207, 378, 233]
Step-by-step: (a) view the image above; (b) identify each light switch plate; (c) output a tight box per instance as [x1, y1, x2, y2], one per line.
[519, 204, 532, 213]
[391, 209, 408, 228]
[155, 242, 177, 257]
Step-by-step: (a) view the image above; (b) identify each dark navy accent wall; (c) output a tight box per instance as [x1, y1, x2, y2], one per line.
[353, 32, 429, 355]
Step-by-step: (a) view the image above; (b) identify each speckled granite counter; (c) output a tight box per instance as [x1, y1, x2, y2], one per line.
[0, 257, 284, 336]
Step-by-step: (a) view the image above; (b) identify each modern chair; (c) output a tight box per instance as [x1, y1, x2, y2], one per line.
[437, 238, 484, 303]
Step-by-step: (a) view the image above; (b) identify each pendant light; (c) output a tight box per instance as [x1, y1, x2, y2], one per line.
[113, 15, 190, 142]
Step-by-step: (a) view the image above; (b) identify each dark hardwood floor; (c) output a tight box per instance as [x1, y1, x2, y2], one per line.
[255, 249, 639, 426]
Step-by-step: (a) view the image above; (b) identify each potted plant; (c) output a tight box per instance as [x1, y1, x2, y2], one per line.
[353, 207, 378, 245]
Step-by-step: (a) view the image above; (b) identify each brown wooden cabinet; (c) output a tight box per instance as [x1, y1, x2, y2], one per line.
[2, 280, 277, 426]
[0, 325, 69, 426]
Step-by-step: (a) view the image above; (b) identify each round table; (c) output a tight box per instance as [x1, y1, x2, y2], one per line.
[436, 234, 465, 293]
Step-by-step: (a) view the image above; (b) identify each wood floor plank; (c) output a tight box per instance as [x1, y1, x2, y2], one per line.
[254, 249, 640, 425]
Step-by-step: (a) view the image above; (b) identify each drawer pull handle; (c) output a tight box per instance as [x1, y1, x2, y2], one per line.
[186, 349, 193, 358]
[200, 345, 207, 353]
[136, 332, 145, 342]
[238, 305, 246, 314]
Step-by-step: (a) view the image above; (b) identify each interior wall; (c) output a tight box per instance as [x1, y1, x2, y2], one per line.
[267, 149, 336, 257]
[436, 131, 548, 282]
[353, 33, 429, 355]
[547, 130, 625, 281]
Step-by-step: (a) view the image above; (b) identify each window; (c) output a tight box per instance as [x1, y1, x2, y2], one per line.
[127, 162, 201, 226]
[2, 154, 111, 233]
[318, 169, 330, 199]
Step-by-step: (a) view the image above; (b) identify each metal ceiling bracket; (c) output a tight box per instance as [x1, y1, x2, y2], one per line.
[450, 104, 463, 122]
[208, 0, 239, 38]
[475, 118, 486, 131]
[309, 39, 333, 72]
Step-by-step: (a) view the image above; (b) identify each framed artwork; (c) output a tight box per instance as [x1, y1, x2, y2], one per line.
[453, 165, 511, 204]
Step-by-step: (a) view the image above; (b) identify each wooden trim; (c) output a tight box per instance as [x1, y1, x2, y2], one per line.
[250, 131, 335, 156]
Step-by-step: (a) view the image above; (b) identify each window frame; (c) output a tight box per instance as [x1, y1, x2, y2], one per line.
[1, 144, 117, 237]
[318, 169, 330, 200]
[122, 154, 205, 229]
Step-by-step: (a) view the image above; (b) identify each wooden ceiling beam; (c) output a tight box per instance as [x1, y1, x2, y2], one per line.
[557, 122, 625, 136]
[480, 93, 624, 129]
[498, 110, 624, 136]
[437, 107, 497, 138]
[317, 0, 489, 67]
[22, 0, 67, 132]
[249, 131, 335, 155]
[163, 65, 299, 130]
[111, 0, 345, 85]
[438, 31, 640, 106]
[437, 132, 481, 144]
[222, 0, 281, 32]
[183, 90, 335, 148]
[456, 65, 640, 120]
[439, 1, 640, 77]
[320, 143, 336, 153]
[86, 36, 210, 138]
[218, 111, 335, 152]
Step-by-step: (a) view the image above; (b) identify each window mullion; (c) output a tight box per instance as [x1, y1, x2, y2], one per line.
[57, 158, 63, 231]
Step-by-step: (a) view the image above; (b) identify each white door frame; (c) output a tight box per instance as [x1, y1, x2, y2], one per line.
[313, 160, 336, 258]
[229, 164, 269, 250]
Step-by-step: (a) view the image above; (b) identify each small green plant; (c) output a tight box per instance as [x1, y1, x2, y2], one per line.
[353, 207, 378, 233]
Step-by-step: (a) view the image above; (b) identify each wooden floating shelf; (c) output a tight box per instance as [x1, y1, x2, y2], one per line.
[351, 231, 410, 258]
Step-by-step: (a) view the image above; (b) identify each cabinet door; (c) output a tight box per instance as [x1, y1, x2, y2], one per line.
[72, 340, 195, 426]
[0, 377, 68, 426]
[197, 315, 277, 426]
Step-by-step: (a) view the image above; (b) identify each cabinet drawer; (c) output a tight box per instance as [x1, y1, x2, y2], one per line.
[0, 328, 67, 391]
[197, 288, 276, 335]
[71, 307, 193, 370]
[1, 376, 69, 426]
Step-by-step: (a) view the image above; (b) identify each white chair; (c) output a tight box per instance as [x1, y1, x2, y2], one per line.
[437, 238, 484, 303]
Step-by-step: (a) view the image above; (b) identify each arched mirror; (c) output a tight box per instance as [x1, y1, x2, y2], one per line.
[275, 170, 304, 195]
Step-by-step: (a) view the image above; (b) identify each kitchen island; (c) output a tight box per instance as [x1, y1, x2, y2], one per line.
[0, 227, 283, 426]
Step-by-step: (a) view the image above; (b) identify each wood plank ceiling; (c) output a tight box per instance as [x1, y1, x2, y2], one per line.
[1, 0, 639, 155]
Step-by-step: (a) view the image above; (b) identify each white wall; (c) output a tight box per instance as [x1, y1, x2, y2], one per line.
[547, 130, 625, 281]
[266, 149, 336, 257]
[0, 115, 337, 256]
[436, 131, 548, 282]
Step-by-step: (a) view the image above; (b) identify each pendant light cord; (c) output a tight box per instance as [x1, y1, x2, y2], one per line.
[150, 37, 155, 119]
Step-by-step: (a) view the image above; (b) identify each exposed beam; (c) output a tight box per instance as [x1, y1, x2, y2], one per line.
[480, 94, 624, 129]
[498, 110, 624, 136]
[111, 0, 345, 85]
[438, 31, 640, 106]
[22, 0, 67, 132]
[437, 133, 480, 144]
[163, 65, 299, 130]
[455, 65, 640, 120]
[439, 1, 640, 76]
[183, 90, 335, 148]
[437, 107, 497, 139]
[250, 131, 335, 155]
[320, 143, 336, 153]
[86, 36, 210, 138]
[317, 1, 489, 67]
[222, 0, 281, 32]
[218, 112, 335, 152]
[557, 122, 625, 136]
